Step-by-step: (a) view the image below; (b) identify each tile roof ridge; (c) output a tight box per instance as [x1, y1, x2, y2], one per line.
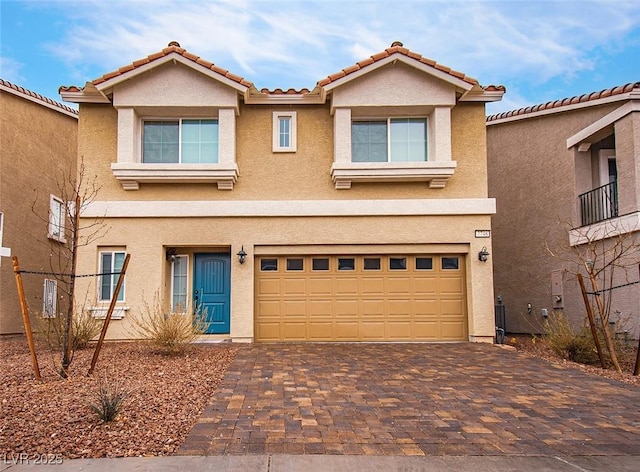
[317, 41, 479, 88]
[1, 78, 78, 115]
[90, 41, 253, 89]
[487, 81, 640, 122]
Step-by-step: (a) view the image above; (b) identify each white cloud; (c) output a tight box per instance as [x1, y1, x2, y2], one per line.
[44, 0, 640, 97]
[0, 56, 25, 85]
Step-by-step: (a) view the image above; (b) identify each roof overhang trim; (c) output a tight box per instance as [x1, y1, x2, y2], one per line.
[566, 101, 640, 149]
[321, 53, 475, 95]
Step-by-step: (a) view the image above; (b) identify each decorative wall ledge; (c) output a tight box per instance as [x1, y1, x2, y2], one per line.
[111, 163, 239, 190]
[330, 161, 457, 189]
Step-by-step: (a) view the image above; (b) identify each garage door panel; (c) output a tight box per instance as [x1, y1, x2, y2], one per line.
[361, 299, 384, 316]
[413, 277, 438, 294]
[387, 321, 412, 339]
[335, 322, 358, 339]
[414, 321, 439, 339]
[361, 321, 385, 339]
[308, 322, 333, 340]
[308, 299, 332, 317]
[440, 277, 464, 294]
[283, 300, 307, 316]
[255, 254, 467, 342]
[361, 277, 384, 295]
[257, 278, 280, 296]
[335, 278, 358, 295]
[386, 278, 411, 294]
[335, 299, 358, 316]
[283, 278, 306, 294]
[257, 300, 281, 317]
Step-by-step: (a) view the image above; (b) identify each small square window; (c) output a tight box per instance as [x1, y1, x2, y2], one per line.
[48, 195, 65, 242]
[273, 112, 297, 152]
[416, 257, 433, 270]
[363, 258, 381, 270]
[389, 257, 407, 270]
[442, 257, 459, 270]
[261, 258, 278, 271]
[338, 258, 355, 270]
[312, 258, 329, 271]
[286, 258, 304, 271]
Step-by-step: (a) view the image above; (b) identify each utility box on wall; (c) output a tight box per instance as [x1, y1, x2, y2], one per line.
[551, 270, 564, 309]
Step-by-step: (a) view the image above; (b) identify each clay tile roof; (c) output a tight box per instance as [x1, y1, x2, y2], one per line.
[486, 81, 640, 122]
[318, 42, 478, 88]
[1, 79, 78, 115]
[90, 41, 252, 90]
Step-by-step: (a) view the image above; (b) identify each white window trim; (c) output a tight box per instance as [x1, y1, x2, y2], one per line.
[272, 111, 297, 152]
[0, 212, 10, 259]
[171, 255, 189, 312]
[331, 107, 456, 189]
[112, 108, 238, 190]
[48, 195, 66, 243]
[352, 117, 428, 163]
[98, 250, 127, 303]
[142, 118, 220, 164]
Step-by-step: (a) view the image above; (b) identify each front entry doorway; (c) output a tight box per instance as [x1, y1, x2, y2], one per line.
[194, 253, 231, 334]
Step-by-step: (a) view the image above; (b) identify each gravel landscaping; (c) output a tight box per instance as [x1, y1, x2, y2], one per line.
[0, 336, 236, 459]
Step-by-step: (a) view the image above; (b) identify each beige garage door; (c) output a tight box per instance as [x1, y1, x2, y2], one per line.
[255, 254, 467, 342]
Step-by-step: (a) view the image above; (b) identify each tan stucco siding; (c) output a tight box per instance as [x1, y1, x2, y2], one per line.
[487, 102, 637, 335]
[74, 214, 496, 342]
[79, 100, 489, 201]
[113, 61, 238, 108]
[0, 91, 77, 334]
[331, 62, 456, 108]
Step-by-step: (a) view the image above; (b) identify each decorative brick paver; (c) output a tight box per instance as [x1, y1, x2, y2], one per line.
[178, 343, 640, 456]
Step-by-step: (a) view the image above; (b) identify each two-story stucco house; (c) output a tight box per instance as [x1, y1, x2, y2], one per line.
[0, 80, 78, 334]
[487, 83, 640, 338]
[60, 41, 504, 343]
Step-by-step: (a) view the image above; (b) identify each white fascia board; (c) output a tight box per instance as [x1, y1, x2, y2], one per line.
[487, 93, 638, 126]
[322, 54, 474, 94]
[95, 53, 249, 95]
[460, 90, 505, 103]
[82, 198, 496, 218]
[566, 101, 640, 149]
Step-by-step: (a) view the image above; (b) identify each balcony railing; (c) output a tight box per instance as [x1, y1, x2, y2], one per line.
[579, 181, 618, 226]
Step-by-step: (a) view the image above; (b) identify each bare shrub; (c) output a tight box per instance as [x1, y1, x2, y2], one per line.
[34, 307, 102, 351]
[133, 295, 209, 355]
[87, 372, 132, 422]
[543, 311, 600, 365]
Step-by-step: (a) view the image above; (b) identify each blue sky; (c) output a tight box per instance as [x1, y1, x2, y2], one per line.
[1, 0, 639, 115]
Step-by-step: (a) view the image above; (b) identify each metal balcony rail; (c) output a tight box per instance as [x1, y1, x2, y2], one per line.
[579, 181, 618, 226]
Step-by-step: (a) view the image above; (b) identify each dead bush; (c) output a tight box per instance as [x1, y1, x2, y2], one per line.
[542, 311, 601, 365]
[132, 295, 209, 355]
[34, 308, 102, 351]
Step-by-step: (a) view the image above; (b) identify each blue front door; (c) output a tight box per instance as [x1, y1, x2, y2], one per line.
[194, 253, 231, 334]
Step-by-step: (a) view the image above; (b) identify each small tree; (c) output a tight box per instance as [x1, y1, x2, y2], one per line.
[548, 219, 640, 373]
[31, 158, 107, 377]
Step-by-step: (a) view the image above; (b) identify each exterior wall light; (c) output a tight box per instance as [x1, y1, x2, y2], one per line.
[166, 247, 177, 262]
[237, 246, 247, 264]
[478, 246, 490, 262]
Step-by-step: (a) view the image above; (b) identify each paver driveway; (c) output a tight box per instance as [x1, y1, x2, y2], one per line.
[179, 343, 640, 456]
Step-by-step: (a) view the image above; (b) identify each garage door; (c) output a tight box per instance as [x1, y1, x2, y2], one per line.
[255, 254, 467, 342]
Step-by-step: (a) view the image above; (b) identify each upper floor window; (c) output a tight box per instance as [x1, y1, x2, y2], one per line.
[48, 195, 65, 243]
[352, 118, 427, 163]
[273, 112, 297, 152]
[143, 119, 218, 164]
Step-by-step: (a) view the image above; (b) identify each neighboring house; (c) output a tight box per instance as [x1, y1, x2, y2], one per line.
[0, 79, 78, 334]
[60, 41, 504, 343]
[487, 83, 640, 338]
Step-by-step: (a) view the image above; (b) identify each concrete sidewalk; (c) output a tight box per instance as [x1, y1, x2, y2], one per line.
[2, 455, 640, 471]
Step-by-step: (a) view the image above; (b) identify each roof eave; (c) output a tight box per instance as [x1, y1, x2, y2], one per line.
[95, 52, 250, 96]
[459, 89, 505, 103]
[321, 53, 474, 94]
